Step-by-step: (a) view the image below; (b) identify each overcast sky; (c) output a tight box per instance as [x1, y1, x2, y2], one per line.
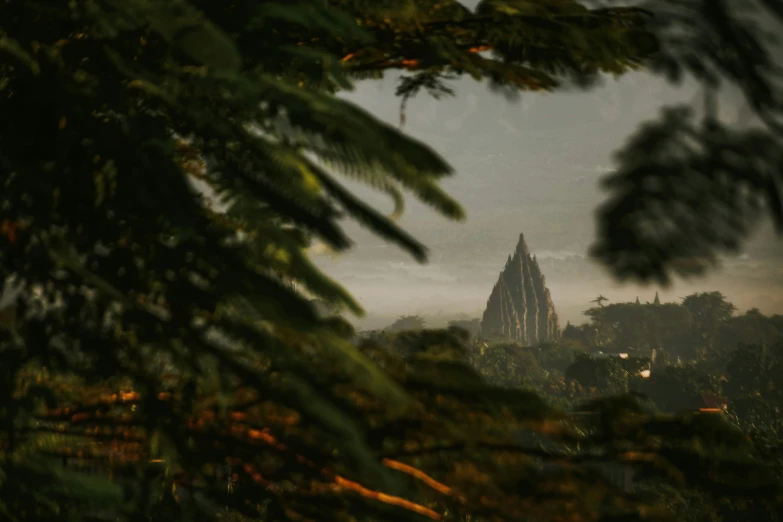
[311, 48, 783, 330]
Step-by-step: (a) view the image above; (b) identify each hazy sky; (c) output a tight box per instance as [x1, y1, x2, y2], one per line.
[311, 63, 783, 330]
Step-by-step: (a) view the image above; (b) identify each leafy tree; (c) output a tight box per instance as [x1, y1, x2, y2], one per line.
[683, 292, 736, 326]
[724, 344, 783, 502]
[583, 301, 692, 358]
[770, 315, 783, 339]
[447, 318, 481, 341]
[561, 322, 596, 350]
[584, 303, 644, 351]
[386, 315, 426, 332]
[469, 342, 546, 388]
[535, 342, 585, 374]
[725, 344, 776, 397]
[638, 365, 722, 413]
[729, 393, 782, 432]
[652, 302, 698, 360]
[716, 309, 783, 359]
[682, 292, 737, 358]
[565, 354, 629, 395]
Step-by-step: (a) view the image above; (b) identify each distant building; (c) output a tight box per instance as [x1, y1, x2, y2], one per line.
[479, 233, 560, 345]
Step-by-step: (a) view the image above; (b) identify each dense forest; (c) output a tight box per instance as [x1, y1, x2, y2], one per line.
[369, 292, 783, 412]
[1, 0, 783, 522]
[365, 291, 783, 520]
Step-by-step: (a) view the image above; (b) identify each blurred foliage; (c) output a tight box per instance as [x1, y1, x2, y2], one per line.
[7, 335, 783, 522]
[565, 354, 636, 396]
[590, 0, 783, 285]
[385, 315, 428, 333]
[638, 365, 722, 413]
[469, 341, 548, 388]
[535, 341, 585, 374]
[1, 0, 783, 521]
[447, 319, 482, 342]
[716, 310, 783, 360]
[633, 480, 721, 522]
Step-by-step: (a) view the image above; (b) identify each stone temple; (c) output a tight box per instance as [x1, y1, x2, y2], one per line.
[479, 233, 560, 345]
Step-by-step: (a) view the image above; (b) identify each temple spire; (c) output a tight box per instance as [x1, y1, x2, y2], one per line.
[480, 232, 559, 345]
[516, 232, 530, 255]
